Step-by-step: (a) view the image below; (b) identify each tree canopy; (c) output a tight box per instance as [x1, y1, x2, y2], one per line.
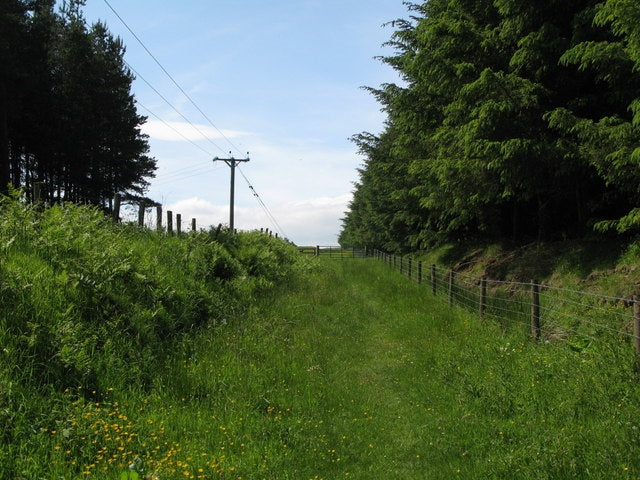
[340, 0, 640, 251]
[0, 0, 155, 209]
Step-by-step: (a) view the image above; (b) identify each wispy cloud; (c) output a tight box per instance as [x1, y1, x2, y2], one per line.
[142, 120, 248, 142]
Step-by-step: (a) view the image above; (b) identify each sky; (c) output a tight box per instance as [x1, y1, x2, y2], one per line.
[76, 0, 407, 245]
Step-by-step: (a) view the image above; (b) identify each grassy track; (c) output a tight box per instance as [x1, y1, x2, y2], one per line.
[40, 258, 640, 479]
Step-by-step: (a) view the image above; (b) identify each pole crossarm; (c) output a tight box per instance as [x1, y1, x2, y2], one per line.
[213, 153, 250, 231]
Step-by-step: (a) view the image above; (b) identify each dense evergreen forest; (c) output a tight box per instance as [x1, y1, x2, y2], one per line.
[339, 0, 640, 253]
[0, 0, 155, 209]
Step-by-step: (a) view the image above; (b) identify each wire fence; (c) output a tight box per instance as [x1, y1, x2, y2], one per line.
[373, 250, 640, 370]
[298, 245, 369, 258]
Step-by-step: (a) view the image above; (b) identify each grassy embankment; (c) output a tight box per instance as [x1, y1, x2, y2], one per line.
[418, 238, 640, 298]
[2, 197, 640, 479]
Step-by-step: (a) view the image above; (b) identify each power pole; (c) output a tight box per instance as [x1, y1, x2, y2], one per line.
[213, 153, 250, 231]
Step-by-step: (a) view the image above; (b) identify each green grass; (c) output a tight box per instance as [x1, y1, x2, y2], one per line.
[23, 260, 640, 479]
[3, 198, 640, 478]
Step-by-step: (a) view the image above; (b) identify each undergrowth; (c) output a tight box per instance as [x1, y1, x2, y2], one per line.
[3, 196, 640, 479]
[0, 195, 305, 479]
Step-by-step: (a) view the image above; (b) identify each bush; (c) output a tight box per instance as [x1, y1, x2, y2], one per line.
[0, 197, 303, 467]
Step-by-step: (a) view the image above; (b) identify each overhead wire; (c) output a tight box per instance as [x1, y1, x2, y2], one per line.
[102, 0, 286, 234]
[237, 166, 287, 238]
[126, 62, 228, 157]
[135, 98, 229, 187]
[135, 99, 215, 158]
[103, 0, 244, 156]
[153, 165, 227, 188]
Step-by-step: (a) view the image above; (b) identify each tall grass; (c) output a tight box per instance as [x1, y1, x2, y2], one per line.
[0, 195, 304, 479]
[3, 199, 640, 478]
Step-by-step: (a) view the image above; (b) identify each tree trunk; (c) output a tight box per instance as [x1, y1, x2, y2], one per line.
[0, 81, 9, 194]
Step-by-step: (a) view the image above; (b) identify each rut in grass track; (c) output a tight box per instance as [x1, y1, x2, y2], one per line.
[237, 257, 457, 478]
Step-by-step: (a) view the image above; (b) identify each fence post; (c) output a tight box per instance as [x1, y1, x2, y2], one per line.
[417, 261, 422, 284]
[400, 256, 404, 275]
[156, 205, 162, 232]
[531, 281, 541, 341]
[431, 264, 437, 295]
[480, 277, 487, 317]
[634, 296, 640, 372]
[176, 214, 182, 236]
[191, 218, 196, 232]
[408, 258, 412, 280]
[167, 210, 173, 235]
[137, 203, 145, 227]
[448, 270, 455, 306]
[112, 193, 121, 222]
[33, 181, 44, 205]
[315, 245, 320, 257]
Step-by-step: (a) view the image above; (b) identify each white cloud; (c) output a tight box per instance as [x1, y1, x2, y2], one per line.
[156, 194, 351, 246]
[142, 120, 248, 142]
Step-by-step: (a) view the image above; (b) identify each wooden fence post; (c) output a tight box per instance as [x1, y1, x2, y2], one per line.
[137, 203, 145, 227]
[400, 256, 404, 275]
[167, 210, 173, 235]
[191, 218, 196, 232]
[531, 281, 541, 341]
[176, 214, 182, 236]
[448, 270, 455, 306]
[112, 193, 121, 222]
[633, 296, 640, 372]
[417, 261, 422, 284]
[408, 258, 413, 280]
[315, 245, 320, 257]
[431, 264, 437, 295]
[480, 277, 487, 317]
[33, 181, 43, 204]
[156, 205, 162, 232]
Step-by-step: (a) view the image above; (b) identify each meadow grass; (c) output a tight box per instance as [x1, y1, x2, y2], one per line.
[27, 258, 640, 479]
[3, 197, 640, 479]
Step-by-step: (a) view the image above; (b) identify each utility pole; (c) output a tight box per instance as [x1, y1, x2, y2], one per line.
[213, 152, 250, 231]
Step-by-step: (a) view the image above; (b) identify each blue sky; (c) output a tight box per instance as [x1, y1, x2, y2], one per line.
[77, 0, 407, 245]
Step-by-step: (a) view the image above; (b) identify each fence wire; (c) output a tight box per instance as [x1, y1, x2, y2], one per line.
[373, 250, 639, 354]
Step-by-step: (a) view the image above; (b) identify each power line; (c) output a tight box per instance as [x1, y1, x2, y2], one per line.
[102, 0, 244, 157]
[135, 99, 215, 157]
[237, 166, 287, 238]
[126, 62, 228, 156]
[101, 0, 286, 234]
[153, 164, 227, 188]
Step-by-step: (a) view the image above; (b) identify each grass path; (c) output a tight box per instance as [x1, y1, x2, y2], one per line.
[52, 258, 640, 479]
[157, 257, 473, 479]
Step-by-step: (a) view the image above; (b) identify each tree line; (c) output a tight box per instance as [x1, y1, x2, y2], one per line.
[0, 0, 155, 210]
[339, 0, 640, 252]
